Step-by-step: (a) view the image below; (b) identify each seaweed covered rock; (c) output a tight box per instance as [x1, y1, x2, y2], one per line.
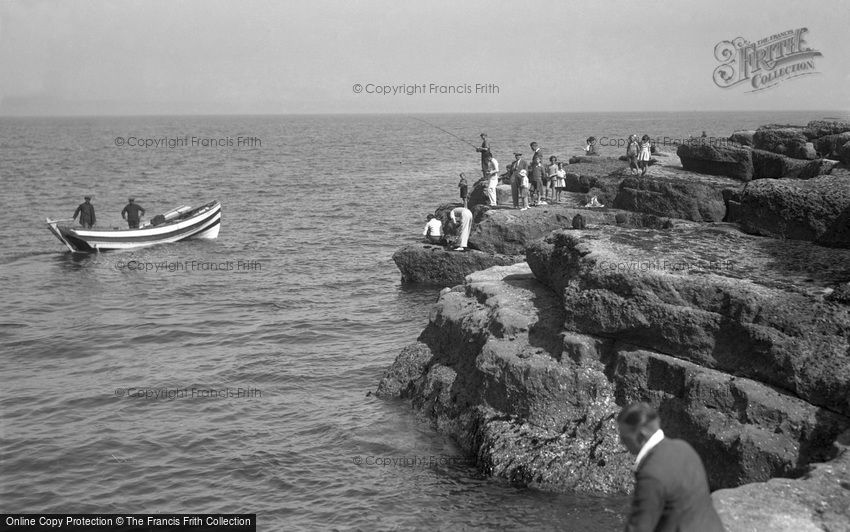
[728, 130, 755, 147]
[751, 149, 837, 179]
[753, 126, 809, 158]
[803, 120, 850, 139]
[391, 244, 521, 285]
[613, 176, 728, 222]
[729, 175, 850, 247]
[677, 144, 753, 181]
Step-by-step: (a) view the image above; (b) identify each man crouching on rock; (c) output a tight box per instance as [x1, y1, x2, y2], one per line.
[617, 402, 725, 532]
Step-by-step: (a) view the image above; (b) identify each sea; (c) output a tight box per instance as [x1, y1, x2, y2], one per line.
[1, 110, 847, 531]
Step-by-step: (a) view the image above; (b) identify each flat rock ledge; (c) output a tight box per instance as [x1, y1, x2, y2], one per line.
[713, 430, 850, 532]
[377, 223, 850, 526]
[392, 244, 522, 285]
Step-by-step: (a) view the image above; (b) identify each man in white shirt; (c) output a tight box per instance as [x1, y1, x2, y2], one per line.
[485, 152, 499, 207]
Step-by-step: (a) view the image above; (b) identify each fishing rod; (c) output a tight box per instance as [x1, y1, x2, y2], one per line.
[409, 116, 478, 149]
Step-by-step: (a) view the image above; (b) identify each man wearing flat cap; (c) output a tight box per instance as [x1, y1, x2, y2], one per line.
[73, 196, 96, 228]
[121, 197, 146, 229]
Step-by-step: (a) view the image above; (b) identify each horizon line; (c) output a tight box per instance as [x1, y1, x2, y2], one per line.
[1, 109, 847, 119]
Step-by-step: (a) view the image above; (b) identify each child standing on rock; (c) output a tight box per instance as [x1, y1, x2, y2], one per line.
[519, 169, 530, 211]
[637, 135, 652, 176]
[554, 162, 566, 203]
[458, 173, 469, 208]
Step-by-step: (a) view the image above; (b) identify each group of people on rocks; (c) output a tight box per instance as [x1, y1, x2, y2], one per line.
[72, 196, 146, 229]
[422, 131, 656, 251]
[471, 132, 655, 210]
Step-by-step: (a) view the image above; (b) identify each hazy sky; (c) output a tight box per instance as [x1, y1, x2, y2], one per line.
[1, 0, 848, 115]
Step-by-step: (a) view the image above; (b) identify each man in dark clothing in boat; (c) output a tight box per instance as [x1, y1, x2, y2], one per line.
[73, 196, 96, 228]
[121, 198, 146, 229]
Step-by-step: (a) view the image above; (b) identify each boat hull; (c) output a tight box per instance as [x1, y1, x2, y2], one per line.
[47, 201, 221, 252]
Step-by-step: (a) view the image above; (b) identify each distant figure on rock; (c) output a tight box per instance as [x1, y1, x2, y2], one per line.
[73, 195, 96, 228]
[626, 135, 640, 175]
[585, 136, 599, 156]
[485, 152, 499, 207]
[475, 133, 491, 179]
[422, 214, 444, 245]
[638, 135, 652, 176]
[449, 207, 473, 251]
[529, 155, 546, 206]
[617, 402, 724, 532]
[530, 141, 542, 162]
[546, 156, 559, 202]
[519, 169, 530, 211]
[458, 173, 469, 208]
[121, 197, 145, 229]
[554, 162, 566, 203]
[571, 213, 586, 229]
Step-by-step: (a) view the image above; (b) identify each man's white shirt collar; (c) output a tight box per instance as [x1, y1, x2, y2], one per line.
[634, 429, 664, 471]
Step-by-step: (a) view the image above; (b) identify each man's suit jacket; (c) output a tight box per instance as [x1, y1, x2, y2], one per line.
[509, 158, 528, 181]
[625, 438, 725, 532]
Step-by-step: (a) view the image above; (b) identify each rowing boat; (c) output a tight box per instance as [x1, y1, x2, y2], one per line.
[46, 201, 221, 252]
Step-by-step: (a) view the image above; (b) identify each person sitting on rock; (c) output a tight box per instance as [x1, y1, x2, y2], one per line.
[585, 136, 599, 156]
[422, 214, 444, 245]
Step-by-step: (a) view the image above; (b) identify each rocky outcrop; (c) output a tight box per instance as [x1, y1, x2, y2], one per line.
[677, 144, 753, 181]
[613, 175, 729, 222]
[467, 203, 675, 255]
[751, 149, 836, 180]
[526, 226, 850, 418]
[713, 430, 850, 532]
[841, 141, 850, 165]
[380, 224, 850, 496]
[803, 120, 850, 140]
[753, 126, 810, 159]
[391, 244, 521, 285]
[727, 175, 850, 248]
[377, 263, 635, 493]
[813, 132, 850, 160]
[468, 179, 514, 208]
[729, 130, 755, 147]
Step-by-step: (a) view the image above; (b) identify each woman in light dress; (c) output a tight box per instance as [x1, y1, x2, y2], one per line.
[637, 134, 652, 176]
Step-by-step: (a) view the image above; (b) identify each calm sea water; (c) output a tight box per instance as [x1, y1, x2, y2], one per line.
[1, 111, 847, 531]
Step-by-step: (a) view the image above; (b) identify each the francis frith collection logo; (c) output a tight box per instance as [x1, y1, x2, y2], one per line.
[713, 28, 822, 92]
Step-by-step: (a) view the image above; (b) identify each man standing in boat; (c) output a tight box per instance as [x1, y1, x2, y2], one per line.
[72, 196, 96, 228]
[121, 197, 146, 229]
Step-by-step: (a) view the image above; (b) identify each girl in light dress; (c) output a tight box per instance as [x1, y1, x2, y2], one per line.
[554, 163, 566, 203]
[637, 134, 652, 176]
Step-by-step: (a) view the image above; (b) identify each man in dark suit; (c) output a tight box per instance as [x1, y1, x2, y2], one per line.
[617, 402, 725, 532]
[508, 152, 528, 209]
